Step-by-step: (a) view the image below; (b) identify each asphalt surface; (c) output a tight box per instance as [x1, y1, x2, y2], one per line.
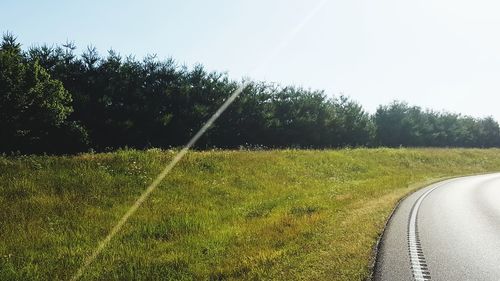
[373, 173, 500, 281]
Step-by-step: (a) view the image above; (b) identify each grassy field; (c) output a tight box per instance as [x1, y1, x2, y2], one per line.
[1, 148, 500, 280]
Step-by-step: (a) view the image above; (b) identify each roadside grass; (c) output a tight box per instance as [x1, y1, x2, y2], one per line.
[1, 148, 500, 280]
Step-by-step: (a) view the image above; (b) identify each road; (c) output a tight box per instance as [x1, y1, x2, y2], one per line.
[373, 173, 500, 281]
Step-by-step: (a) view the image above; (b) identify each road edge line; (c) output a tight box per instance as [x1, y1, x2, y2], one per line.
[367, 171, 500, 281]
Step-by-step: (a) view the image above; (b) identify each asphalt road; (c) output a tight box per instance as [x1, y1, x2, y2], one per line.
[373, 173, 500, 281]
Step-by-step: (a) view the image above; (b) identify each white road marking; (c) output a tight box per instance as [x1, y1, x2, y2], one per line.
[408, 180, 453, 281]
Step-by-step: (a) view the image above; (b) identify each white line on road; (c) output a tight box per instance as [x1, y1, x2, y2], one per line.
[407, 180, 454, 281]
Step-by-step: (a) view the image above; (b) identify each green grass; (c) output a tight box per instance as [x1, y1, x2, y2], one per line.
[1, 148, 500, 280]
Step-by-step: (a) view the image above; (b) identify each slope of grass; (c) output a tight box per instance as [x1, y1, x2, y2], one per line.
[1, 148, 500, 280]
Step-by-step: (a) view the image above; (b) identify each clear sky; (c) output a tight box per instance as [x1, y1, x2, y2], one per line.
[2, 0, 500, 121]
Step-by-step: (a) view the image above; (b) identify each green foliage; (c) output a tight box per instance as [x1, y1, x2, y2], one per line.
[374, 101, 500, 147]
[22, 37, 375, 152]
[2, 33, 500, 153]
[1, 148, 500, 280]
[0, 33, 88, 153]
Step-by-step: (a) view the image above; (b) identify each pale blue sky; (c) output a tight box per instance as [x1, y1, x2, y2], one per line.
[2, 0, 500, 120]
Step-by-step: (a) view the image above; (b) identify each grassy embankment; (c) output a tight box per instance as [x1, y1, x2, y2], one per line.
[1, 148, 500, 280]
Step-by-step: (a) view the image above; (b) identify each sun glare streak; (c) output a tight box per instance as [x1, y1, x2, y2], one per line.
[70, 1, 327, 280]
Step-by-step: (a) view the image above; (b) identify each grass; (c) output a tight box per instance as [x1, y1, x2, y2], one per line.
[1, 148, 500, 280]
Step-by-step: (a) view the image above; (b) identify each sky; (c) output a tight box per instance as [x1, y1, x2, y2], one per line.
[2, 0, 500, 121]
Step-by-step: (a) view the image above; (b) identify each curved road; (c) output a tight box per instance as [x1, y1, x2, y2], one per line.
[374, 173, 500, 281]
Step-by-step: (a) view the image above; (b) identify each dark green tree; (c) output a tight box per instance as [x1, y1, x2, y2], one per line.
[0, 33, 87, 153]
[5, 33, 500, 152]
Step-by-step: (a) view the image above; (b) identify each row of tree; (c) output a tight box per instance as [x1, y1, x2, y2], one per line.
[1, 33, 499, 154]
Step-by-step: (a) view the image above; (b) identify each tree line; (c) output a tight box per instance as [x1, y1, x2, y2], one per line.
[1, 33, 499, 154]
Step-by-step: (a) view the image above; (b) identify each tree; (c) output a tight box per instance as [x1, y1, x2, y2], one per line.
[374, 101, 419, 147]
[5, 33, 500, 152]
[477, 117, 500, 147]
[0, 33, 87, 153]
[329, 95, 374, 147]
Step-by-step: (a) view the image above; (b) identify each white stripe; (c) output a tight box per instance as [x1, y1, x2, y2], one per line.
[408, 180, 452, 280]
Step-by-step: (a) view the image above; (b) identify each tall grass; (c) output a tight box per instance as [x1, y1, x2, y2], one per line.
[1, 148, 500, 280]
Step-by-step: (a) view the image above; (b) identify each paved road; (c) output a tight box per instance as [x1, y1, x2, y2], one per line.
[374, 173, 500, 281]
